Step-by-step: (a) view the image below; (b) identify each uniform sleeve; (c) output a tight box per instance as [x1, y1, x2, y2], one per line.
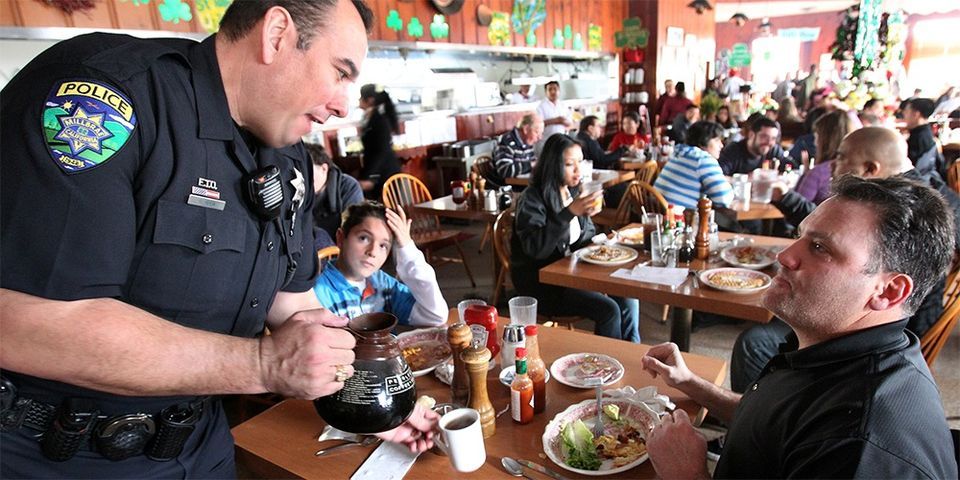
[392, 244, 447, 327]
[1, 67, 142, 301]
[784, 437, 949, 479]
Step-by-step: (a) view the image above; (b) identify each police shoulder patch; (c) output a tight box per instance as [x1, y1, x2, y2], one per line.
[42, 78, 137, 174]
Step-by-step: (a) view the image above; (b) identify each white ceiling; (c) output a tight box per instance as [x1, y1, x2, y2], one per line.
[714, 0, 960, 22]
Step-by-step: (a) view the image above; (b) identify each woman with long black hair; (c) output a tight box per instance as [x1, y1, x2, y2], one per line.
[358, 84, 401, 201]
[510, 134, 640, 342]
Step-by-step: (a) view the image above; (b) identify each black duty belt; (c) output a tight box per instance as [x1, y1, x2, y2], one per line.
[0, 376, 211, 462]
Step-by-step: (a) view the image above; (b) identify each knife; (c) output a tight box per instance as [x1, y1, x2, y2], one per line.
[516, 458, 570, 480]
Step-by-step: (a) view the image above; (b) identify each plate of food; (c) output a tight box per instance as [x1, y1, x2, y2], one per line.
[542, 398, 658, 476]
[699, 267, 772, 294]
[397, 327, 451, 377]
[549, 353, 624, 389]
[577, 245, 639, 266]
[720, 245, 777, 269]
[615, 228, 645, 247]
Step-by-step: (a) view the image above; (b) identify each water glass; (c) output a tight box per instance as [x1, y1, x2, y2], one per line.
[581, 180, 604, 210]
[580, 160, 594, 181]
[508, 296, 538, 326]
[457, 299, 486, 324]
[641, 213, 662, 252]
[751, 170, 778, 204]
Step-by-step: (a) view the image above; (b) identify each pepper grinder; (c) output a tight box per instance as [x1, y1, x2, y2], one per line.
[461, 338, 495, 438]
[447, 321, 472, 407]
[696, 195, 712, 260]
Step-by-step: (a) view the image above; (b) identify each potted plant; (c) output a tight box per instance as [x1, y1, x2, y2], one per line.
[700, 92, 724, 122]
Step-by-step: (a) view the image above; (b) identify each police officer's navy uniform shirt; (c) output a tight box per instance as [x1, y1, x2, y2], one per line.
[0, 33, 318, 415]
[715, 320, 957, 479]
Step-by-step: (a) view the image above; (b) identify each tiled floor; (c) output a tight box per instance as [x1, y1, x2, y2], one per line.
[432, 222, 960, 429]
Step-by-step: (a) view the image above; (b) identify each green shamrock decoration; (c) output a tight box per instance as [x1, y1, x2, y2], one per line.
[430, 14, 449, 39]
[526, 31, 537, 46]
[573, 32, 584, 50]
[386, 9, 403, 32]
[158, 0, 192, 23]
[407, 17, 424, 38]
[552, 29, 564, 48]
[564, 25, 572, 39]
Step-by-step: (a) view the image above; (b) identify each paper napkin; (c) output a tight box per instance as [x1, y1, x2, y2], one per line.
[611, 265, 688, 287]
[350, 440, 421, 480]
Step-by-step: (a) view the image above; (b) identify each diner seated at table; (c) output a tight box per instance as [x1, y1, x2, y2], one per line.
[793, 110, 856, 205]
[511, 134, 640, 342]
[313, 201, 447, 327]
[902, 97, 947, 180]
[307, 143, 364, 250]
[489, 113, 544, 188]
[607, 111, 649, 152]
[576, 115, 630, 169]
[643, 175, 958, 479]
[653, 121, 734, 210]
[786, 107, 826, 167]
[718, 116, 792, 175]
[667, 104, 699, 144]
[738, 126, 960, 393]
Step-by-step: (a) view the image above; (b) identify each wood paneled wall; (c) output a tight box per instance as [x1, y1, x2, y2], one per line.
[0, 0, 629, 53]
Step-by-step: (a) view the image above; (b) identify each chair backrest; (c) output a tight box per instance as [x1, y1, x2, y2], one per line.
[473, 155, 496, 184]
[382, 173, 439, 234]
[921, 264, 960, 366]
[493, 207, 515, 272]
[947, 160, 960, 194]
[317, 245, 340, 271]
[634, 161, 659, 185]
[613, 180, 669, 228]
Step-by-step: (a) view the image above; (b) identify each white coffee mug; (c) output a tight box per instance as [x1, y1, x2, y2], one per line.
[436, 408, 486, 472]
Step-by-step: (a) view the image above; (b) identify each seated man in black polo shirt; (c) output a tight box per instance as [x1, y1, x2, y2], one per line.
[717, 116, 790, 175]
[642, 175, 957, 479]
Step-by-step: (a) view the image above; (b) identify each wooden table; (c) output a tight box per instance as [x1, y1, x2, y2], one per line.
[726, 201, 785, 221]
[539, 230, 793, 351]
[506, 169, 636, 189]
[232, 313, 727, 479]
[410, 195, 501, 223]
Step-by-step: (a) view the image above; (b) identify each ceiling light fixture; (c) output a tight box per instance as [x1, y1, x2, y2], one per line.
[730, 12, 749, 26]
[758, 17, 773, 35]
[687, 0, 712, 15]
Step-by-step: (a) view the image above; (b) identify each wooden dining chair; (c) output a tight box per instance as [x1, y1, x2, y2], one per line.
[946, 160, 960, 194]
[920, 264, 960, 367]
[491, 207, 514, 306]
[382, 173, 476, 287]
[472, 155, 496, 253]
[316, 245, 340, 270]
[634, 160, 660, 185]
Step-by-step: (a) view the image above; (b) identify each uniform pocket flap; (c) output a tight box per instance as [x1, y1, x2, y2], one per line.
[154, 199, 246, 254]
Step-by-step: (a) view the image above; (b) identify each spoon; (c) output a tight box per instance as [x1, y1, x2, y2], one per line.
[501, 457, 533, 479]
[314, 436, 380, 456]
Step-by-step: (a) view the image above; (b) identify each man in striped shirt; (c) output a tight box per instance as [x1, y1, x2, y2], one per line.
[654, 121, 734, 209]
[489, 113, 544, 187]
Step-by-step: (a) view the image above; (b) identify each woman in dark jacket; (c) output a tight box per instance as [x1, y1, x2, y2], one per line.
[510, 134, 640, 342]
[358, 84, 401, 201]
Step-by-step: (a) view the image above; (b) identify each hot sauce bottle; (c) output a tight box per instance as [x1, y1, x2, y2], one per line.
[510, 347, 534, 424]
[524, 325, 547, 414]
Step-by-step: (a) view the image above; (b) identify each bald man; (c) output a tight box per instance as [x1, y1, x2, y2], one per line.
[732, 127, 960, 392]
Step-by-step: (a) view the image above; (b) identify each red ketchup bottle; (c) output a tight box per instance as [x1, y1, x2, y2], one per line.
[464, 305, 500, 368]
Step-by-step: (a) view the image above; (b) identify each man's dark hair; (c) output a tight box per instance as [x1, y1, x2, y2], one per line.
[622, 111, 641, 124]
[219, 0, 374, 49]
[579, 115, 599, 133]
[341, 201, 389, 237]
[685, 104, 700, 112]
[531, 134, 582, 193]
[306, 143, 332, 167]
[905, 98, 936, 118]
[863, 98, 880, 110]
[803, 106, 827, 133]
[545, 80, 560, 89]
[833, 175, 956, 314]
[685, 121, 725, 149]
[675, 81, 686, 96]
[749, 116, 779, 133]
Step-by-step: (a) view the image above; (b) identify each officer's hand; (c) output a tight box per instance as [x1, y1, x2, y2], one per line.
[641, 342, 695, 390]
[258, 309, 356, 399]
[375, 404, 440, 452]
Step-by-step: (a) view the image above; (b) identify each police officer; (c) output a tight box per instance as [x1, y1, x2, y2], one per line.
[0, 1, 437, 477]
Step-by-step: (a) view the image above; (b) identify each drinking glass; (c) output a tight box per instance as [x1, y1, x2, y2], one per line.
[641, 213, 662, 252]
[581, 180, 603, 211]
[508, 296, 538, 326]
[580, 160, 594, 181]
[457, 299, 487, 324]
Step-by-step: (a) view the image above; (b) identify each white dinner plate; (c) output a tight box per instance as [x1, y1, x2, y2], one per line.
[576, 245, 639, 266]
